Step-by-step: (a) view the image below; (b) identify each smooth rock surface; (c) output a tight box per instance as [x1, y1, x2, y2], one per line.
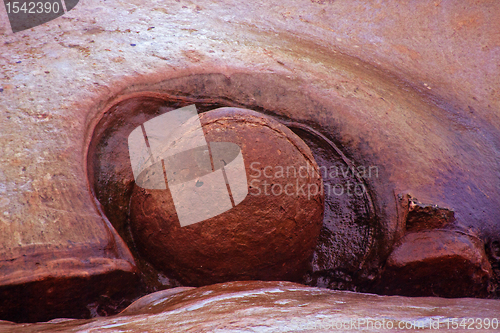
[1, 281, 500, 332]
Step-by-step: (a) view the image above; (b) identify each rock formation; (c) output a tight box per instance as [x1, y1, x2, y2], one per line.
[0, 0, 499, 324]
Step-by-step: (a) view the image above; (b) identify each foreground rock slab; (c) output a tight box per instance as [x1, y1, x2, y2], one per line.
[1, 281, 499, 332]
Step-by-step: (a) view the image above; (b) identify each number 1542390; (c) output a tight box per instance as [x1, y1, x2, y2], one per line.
[5, 2, 60, 14]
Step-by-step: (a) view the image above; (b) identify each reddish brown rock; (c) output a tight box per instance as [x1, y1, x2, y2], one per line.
[398, 194, 456, 233]
[1, 0, 500, 322]
[377, 230, 493, 298]
[130, 107, 324, 286]
[3, 281, 500, 332]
